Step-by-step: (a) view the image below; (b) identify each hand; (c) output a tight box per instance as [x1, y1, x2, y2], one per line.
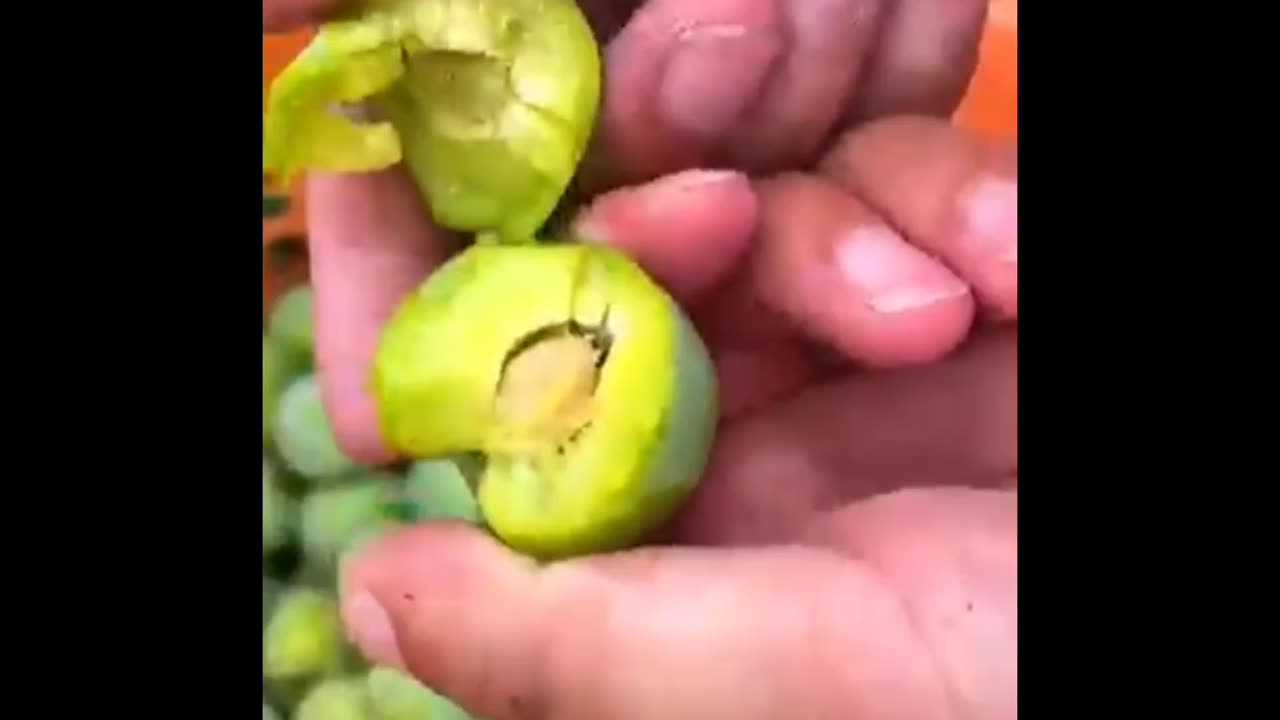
[263, 0, 1002, 461]
[264, 2, 1017, 718]
[337, 116, 1017, 720]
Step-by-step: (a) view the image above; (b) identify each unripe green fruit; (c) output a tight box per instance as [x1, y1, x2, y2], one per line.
[263, 458, 296, 555]
[263, 588, 347, 683]
[262, 0, 600, 243]
[401, 458, 483, 524]
[294, 676, 373, 720]
[267, 285, 316, 371]
[366, 666, 474, 720]
[274, 375, 358, 482]
[264, 339, 285, 445]
[375, 243, 718, 559]
[300, 473, 400, 571]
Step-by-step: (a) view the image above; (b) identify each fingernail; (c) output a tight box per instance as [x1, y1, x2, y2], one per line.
[341, 591, 406, 670]
[659, 26, 781, 137]
[963, 176, 1018, 264]
[642, 169, 742, 204]
[835, 226, 970, 313]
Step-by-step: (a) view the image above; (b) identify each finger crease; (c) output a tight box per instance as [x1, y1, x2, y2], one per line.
[874, 564, 969, 720]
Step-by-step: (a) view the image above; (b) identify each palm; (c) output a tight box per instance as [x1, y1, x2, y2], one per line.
[668, 313, 1017, 545]
[339, 329, 1018, 719]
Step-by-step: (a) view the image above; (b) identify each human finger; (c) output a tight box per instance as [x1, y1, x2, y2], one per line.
[673, 326, 1017, 545]
[582, 0, 992, 189]
[341, 496, 1013, 720]
[579, 0, 786, 190]
[820, 116, 1017, 318]
[570, 169, 757, 300]
[307, 169, 451, 465]
[805, 486, 1019, 720]
[752, 172, 975, 367]
[844, 0, 989, 122]
[570, 169, 810, 417]
[723, 0, 885, 173]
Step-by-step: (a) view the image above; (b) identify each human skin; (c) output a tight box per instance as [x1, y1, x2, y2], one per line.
[263, 1, 1017, 718]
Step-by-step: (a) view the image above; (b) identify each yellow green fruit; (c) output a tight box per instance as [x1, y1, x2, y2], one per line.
[366, 666, 474, 720]
[294, 676, 373, 720]
[263, 588, 346, 682]
[374, 242, 718, 559]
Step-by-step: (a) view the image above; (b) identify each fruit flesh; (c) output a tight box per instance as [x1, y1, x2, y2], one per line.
[492, 330, 601, 454]
[268, 286, 315, 371]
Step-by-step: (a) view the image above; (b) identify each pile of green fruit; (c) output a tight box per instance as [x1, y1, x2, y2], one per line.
[264, 285, 481, 720]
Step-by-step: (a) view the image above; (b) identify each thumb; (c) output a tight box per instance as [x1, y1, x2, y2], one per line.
[340, 523, 963, 720]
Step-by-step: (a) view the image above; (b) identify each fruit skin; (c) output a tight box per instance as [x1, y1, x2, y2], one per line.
[366, 666, 474, 720]
[262, 0, 601, 244]
[401, 458, 483, 524]
[263, 458, 296, 556]
[263, 588, 348, 683]
[374, 242, 719, 559]
[333, 458, 483, 582]
[263, 576, 283, 630]
[264, 338, 287, 445]
[294, 676, 373, 720]
[267, 285, 315, 372]
[299, 473, 400, 572]
[274, 374, 358, 482]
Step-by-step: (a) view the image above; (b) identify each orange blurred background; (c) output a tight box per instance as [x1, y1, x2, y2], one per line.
[263, 1, 1016, 308]
[953, 0, 1017, 143]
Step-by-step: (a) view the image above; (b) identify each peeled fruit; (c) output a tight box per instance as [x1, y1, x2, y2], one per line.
[374, 242, 718, 559]
[275, 375, 357, 482]
[262, 0, 601, 244]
